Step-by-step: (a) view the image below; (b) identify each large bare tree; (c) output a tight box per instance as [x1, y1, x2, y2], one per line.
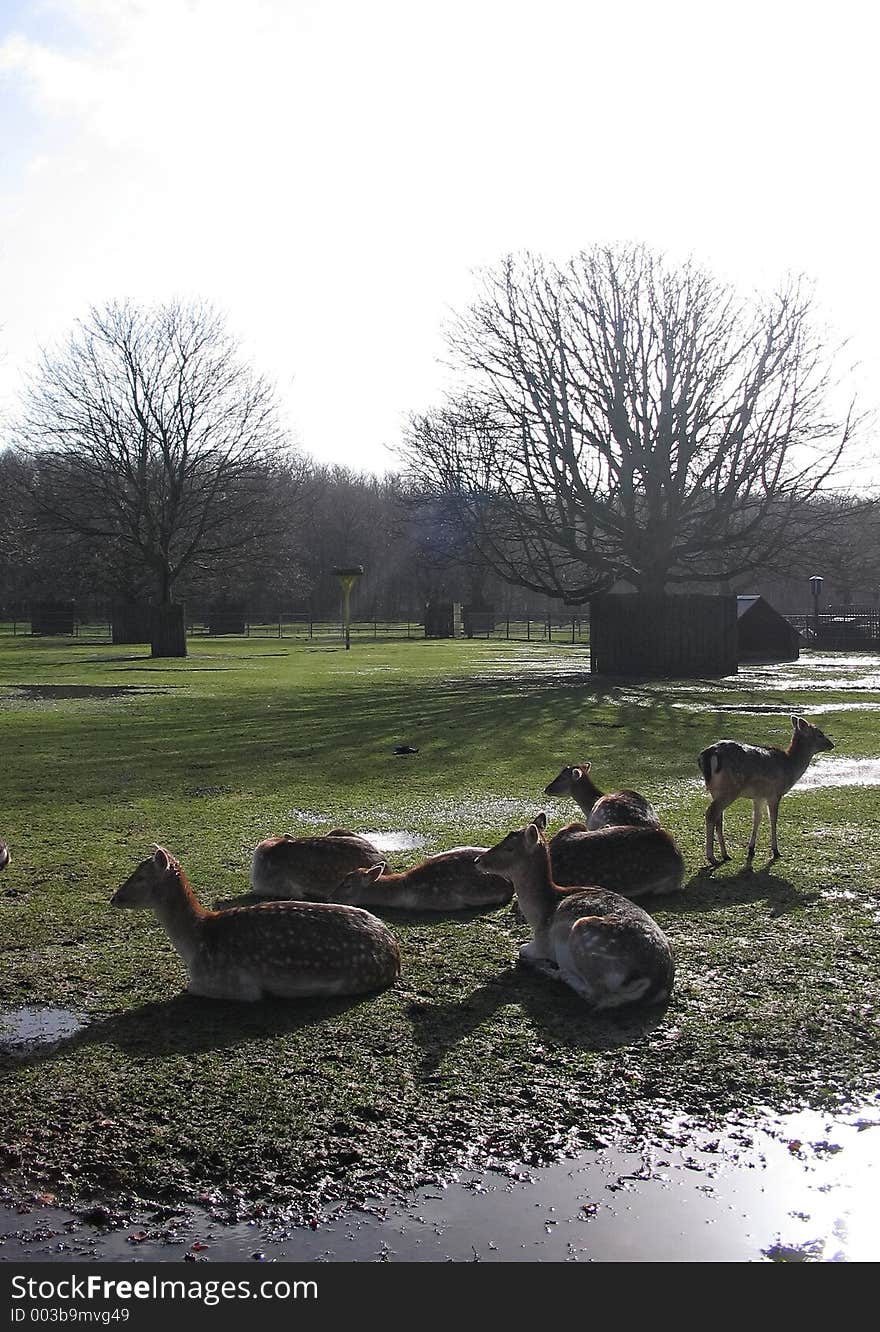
[16, 299, 303, 628]
[401, 245, 866, 602]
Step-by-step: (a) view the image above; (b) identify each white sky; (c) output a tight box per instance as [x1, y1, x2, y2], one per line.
[1, 0, 878, 475]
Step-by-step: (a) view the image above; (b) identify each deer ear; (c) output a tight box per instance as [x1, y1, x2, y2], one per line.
[365, 862, 386, 882]
[532, 811, 548, 831]
[571, 767, 583, 780]
[583, 762, 591, 774]
[525, 823, 541, 848]
[152, 846, 172, 872]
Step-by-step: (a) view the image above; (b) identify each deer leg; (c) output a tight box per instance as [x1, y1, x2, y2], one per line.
[746, 800, 763, 862]
[705, 800, 731, 867]
[768, 797, 782, 859]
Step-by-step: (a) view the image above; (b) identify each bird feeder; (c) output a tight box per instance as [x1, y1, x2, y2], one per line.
[332, 565, 364, 650]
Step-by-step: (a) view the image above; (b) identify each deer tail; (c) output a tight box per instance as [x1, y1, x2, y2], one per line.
[698, 746, 720, 785]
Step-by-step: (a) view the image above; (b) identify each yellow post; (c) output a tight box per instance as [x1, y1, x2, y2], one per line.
[332, 566, 364, 650]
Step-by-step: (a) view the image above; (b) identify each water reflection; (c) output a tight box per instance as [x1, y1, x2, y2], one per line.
[1, 1103, 876, 1262]
[0, 1007, 88, 1055]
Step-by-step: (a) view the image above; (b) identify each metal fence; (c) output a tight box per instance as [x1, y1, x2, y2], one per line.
[787, 607, 880, 649]
[0, 615, 591, 645]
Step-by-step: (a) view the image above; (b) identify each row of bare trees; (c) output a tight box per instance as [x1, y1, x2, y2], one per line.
[2, 247, 878, 658]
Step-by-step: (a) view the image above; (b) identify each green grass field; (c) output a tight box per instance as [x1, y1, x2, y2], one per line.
[1, 636, 879, 1219]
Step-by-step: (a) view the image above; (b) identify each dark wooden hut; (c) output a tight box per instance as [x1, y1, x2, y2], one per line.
[736, 595, 800, 664]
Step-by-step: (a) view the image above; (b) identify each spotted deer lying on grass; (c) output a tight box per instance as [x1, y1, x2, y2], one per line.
[250, 830, 384, 900]
[544, 762, 659, 830]
[0, 841, 9, 872]
[335, 847, 513, 910]
[699, 716, 834, 868]
[547, 815, 685, 900]
[112, 846, 401, 1000]
[475, 817, 674, 1010]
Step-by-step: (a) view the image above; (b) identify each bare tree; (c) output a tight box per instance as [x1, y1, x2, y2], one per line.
[16, 300, 304, 636]
[401, 245, 867, 602]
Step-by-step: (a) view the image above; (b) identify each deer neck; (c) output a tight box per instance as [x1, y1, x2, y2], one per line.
[784, 737, 819, 785]
[151, 870, 210, 964]
[571, 772, 603, 818]
[510, 842, 558, 937]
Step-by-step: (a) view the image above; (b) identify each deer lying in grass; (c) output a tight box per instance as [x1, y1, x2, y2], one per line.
[335, 848, 513, 910]
[546, 814, 685, 900]
[699, 716, 834, 867]
[250, 830, 384, 900]
[475, 818, 674, 1010]
[112, 846, 400, 1001]
[0, 841, 9, 872]
[544, 762, 659, 830]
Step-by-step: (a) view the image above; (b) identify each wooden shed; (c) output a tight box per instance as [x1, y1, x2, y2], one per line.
[736, 595, 800, 664]
[589, 593, 738, 678]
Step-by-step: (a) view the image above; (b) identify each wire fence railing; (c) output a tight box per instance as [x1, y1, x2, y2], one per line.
[786, 608, 880, 649]
[0, 616, 591, 645]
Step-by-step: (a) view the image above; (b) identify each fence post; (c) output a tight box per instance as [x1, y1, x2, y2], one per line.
[571, 618, 575, 643]
[527, 620, 530, 641]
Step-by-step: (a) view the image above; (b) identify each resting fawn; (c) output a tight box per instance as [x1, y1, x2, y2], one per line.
[544, 762, 658, 829]
[112, 846, 401, 1000]
[699, 716, 834, 867]
[250, 830, 384, 900]
[546, 814, 684, 899]
[475, 818, 674, 1010]
[335, 847, 513, 910]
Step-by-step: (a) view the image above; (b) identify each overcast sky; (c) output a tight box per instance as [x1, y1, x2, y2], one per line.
[1, 0, 878, 474]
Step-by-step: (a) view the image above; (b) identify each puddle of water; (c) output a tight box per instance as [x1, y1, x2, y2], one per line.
[0, 1007, 87, 1055]
[793, 757, 880, 789]
[674, 701, 880, 715]
[431, 798, 547, 827]
[785, 701, 880, 715]
[1, 1104, 876, 1262]
[682, 757, 880, 794]
[361, 831, 429, 854]
[0, 684, 168, 701]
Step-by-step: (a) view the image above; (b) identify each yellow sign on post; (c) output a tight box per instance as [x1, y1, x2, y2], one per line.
[332, 565, 364, 650]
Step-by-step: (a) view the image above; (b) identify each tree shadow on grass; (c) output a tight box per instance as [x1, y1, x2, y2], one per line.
[0, 989, 374, 1073]
[407, 963, 671, 1079]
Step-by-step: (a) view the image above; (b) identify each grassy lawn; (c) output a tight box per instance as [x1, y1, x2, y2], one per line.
[1, 635, 879, 1219]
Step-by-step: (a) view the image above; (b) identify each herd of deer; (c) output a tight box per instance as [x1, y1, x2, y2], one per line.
[0, 716, 834, 1013]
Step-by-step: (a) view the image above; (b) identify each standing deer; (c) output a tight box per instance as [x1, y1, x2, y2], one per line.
[250, 830, 384, 900]
[475, 818, 674, 1010]
[544, 762, 659, 830]
[112, 846, 401, 1000]
[699, 716, 834, 867]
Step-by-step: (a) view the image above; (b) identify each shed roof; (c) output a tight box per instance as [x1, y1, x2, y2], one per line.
[736, 595, 761, 619]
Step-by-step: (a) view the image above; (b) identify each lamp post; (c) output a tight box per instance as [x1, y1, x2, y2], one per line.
[809, 574, 823, 645]
[332, 565, 364, 650]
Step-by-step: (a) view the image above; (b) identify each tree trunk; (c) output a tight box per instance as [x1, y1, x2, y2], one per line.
[150, 603, 187, 658]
